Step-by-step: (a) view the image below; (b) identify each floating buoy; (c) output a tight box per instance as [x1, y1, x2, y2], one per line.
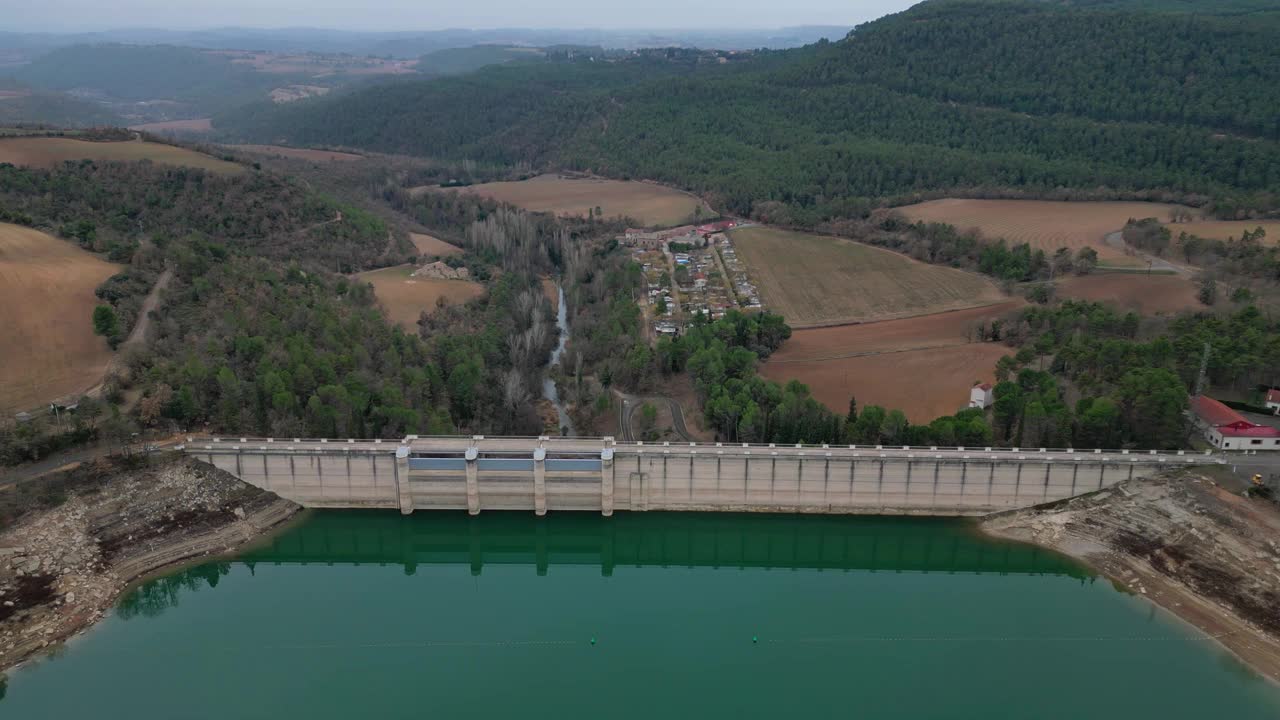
[590, 636, 597, 646]
[752, 635, 758, 644]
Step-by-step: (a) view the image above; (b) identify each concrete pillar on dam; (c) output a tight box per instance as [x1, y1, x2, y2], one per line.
[533, 447, 547, 516]
[395, 446, 412, 515]
[601, 448, 615, 517]
[465, 446, 480, 515]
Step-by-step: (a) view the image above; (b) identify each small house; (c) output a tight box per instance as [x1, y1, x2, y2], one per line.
[969, 383, 994, 409]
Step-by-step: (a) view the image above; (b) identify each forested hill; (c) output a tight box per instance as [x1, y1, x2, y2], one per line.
[216, 0, 1280, 223]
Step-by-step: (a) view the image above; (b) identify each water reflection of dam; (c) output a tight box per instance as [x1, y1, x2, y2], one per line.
[240, 511, 1086, 577]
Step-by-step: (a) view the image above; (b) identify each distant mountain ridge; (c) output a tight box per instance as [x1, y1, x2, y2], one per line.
[212, 0, 1280, 221]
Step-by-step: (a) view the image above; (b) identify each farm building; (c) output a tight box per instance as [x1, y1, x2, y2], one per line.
[969, 383, 994, 409]
[1266, 388, 1280, 414]
[1190, 395, 1280, 450]
[622, 229, 666, 249]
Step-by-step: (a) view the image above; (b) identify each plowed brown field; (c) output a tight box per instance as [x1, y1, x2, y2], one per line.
[1056, 274, 1201, 315]
[228, 144, 363, 162]
[447, 174, 709, 228]
[895, 199, 1191, 266]
[0, 137, 241, 174]
[1167, 220, 1280, 244]
[0, 224, 121, 413]
[731, 227, 1005, 327]
[760, 302, 1020, 423]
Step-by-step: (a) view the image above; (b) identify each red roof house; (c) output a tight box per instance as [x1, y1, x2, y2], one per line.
[1190, 395, 1280, 449]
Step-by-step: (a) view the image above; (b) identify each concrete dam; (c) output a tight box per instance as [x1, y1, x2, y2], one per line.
[185, 436, 1218, 517]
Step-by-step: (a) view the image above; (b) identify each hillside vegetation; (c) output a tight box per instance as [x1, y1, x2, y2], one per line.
[13, 45, 287, 115]
[216, 0, 1280, 223]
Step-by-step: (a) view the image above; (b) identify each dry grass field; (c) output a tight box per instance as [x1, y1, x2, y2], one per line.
[1056, 274, 1201, 315]
[409, 232, 462, 257]
[0, 223, 121, 413]
[358, 265, 483, 329]
[1166, 220, 1280, 244]
[730, 227, 1005, 327]
[895, 199, 1193, 266]
[227, 144, 362, 162]
[449, 174, 710, 228]
[129, 118, 213, 133]
[0, 137, 242, 174]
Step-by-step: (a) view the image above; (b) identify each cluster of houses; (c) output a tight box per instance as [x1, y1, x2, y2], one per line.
[712, 234, 762, 309]
[623, 218, 764, 336]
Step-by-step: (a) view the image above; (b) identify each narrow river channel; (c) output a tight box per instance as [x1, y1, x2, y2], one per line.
[541, 282, 576, 436]
[4, 512, 1279, 718]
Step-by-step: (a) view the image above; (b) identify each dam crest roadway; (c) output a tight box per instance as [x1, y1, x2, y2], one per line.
[186, 435, 1220, 517]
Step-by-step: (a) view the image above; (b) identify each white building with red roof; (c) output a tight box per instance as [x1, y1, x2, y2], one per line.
[969, 382, 994, 409]
[1190, 395, 1280, 450]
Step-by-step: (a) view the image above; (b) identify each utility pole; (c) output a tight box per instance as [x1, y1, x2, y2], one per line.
[1194, 342, 1211, 397]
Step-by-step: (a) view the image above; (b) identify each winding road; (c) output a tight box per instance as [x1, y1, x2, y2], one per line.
[615, 391, 695, 442]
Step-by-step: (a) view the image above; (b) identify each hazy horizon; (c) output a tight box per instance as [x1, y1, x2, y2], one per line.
[3, 0, 918, 34]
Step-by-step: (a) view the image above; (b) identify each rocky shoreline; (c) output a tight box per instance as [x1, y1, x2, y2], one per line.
[982, 471, 1280, 685]
[0, 456, 299, 675]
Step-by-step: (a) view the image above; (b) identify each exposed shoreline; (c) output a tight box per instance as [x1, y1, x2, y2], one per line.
[981, 472, 1280, 685]
[0, 456, 300, 675]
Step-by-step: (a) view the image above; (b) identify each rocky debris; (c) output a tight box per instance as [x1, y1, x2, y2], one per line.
[0, 456, 298, 672]
[411, 261, 469, 280]
[984, 472, 1280, 682]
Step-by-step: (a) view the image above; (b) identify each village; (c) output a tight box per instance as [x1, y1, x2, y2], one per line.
[621, 220, 764, 338]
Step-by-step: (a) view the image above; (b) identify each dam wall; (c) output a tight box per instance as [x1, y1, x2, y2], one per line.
[187, 436, 1216, 517]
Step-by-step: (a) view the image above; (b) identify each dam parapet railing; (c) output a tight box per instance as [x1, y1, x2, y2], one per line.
[185, 435, 1223, 518]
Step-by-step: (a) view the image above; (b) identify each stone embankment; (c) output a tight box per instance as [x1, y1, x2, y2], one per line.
[984, 471, 1280, 684]
[0, 456, 299, 673]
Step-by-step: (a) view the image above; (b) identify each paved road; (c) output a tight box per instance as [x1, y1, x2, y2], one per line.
[1, 437, 183, 488]
[616, 393, 694, 442]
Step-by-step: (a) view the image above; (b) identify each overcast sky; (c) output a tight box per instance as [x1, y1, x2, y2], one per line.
[8, 0, 918, 33]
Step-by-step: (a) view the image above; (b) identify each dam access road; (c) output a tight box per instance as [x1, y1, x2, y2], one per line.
[186, 435, 1219, 517]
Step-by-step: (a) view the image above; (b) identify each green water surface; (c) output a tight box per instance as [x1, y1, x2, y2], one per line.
[3, 511, 1278, 718]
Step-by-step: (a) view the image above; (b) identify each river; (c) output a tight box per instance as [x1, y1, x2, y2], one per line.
[541, 282, 576, 436]
[3, 512, 1279, 718]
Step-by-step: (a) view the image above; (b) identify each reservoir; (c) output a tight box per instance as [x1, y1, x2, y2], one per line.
[3, 512, 1279, 718]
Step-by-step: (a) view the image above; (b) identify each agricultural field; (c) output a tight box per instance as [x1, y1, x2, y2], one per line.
[763, 343, 1008, 424]
[227, 144, 363, 162]
[730, 227, 1005, 327]
[760, 302, 1019, 423]
[0, 223, 121, 414]
[895, 199, 1190, 267]
[129, 118, 213, 133]
[0, 137, 242, 174]
[409, 233, 462, 257]
[1055, 274, 1201, 316]
[1165, 219, 1280, 244]
[358, 265, 483, 329]
[448, 174, 710, 228]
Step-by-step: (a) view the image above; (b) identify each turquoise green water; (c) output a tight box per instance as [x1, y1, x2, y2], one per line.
[3, 511, 1279, 719]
